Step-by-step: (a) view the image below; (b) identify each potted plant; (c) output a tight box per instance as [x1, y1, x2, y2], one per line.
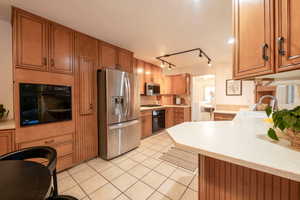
[0, 104, 9, 121]
[266, 106, 300, 149]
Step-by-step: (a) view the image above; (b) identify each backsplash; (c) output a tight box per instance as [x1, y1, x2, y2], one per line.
[141, 96, 160, 105]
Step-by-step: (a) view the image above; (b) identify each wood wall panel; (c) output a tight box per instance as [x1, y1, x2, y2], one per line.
[199, 155, 300, 200]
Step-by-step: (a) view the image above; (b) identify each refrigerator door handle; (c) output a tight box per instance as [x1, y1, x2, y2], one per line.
[126, 74, 131, 117]
[109, 120, 140, 130]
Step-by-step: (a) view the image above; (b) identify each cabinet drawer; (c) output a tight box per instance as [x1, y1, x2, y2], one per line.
[20, 134, 73, 148]
[141, 110, 152, 117]
[57, 154, 73, 172]
[55, 143, 73, 158]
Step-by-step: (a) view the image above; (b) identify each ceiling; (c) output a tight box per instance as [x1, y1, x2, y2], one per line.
[0, 0, 232, 70]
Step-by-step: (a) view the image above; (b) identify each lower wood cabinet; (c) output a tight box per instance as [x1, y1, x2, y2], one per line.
[214, 113, 236, 121]
[141, 111, 152, 139]
[173, 107, 191, 125]
[165, 108, 174, 128]
[0, 129, 14, 156]
[19, 133, 73, 172]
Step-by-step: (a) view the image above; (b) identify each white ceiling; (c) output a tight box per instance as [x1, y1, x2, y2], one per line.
[0, 0, 232, 70]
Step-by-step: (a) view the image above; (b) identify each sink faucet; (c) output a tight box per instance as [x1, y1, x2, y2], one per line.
[256, 95, 278, 111]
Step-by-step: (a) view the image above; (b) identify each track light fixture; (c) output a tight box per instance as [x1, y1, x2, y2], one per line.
[156, 48, 212, 69]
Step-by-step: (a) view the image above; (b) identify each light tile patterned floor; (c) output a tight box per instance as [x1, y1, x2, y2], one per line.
[58, 131, 198, 200]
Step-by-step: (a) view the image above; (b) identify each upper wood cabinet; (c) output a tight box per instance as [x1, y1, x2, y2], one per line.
[136, 59, 145, 95]
[161, 76, 172, 95]
[233, 0, 274, 79]
[144, 62, 153, 83]
[276, 0, 300, 72]
[14, 8, 48, 71]
[13, 8, 75, 74]
[117, 48, 133, 73]
[49, 23, 74, 74]
[170, 74, 190, 95]
[99, 42, 117, 69]
[76, 33, 97, 115]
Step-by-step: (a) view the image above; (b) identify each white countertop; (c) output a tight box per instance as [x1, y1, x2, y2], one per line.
[0, 120, 16, 130]
[167, 111, 300, 182]
[140, 105, 191, 111]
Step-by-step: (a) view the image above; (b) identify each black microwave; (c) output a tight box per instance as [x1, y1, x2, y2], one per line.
[145, 83, 160, 96]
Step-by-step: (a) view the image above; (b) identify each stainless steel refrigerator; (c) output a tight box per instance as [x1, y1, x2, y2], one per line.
[97, 68, 141, 160]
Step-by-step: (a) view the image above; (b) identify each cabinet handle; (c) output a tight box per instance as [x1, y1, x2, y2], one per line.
[51, 59, 55, 67]
[45, 139, 55, 144]
[278, 37, 285, 56]
[43, 58, 47, 66]
[89, 104, 93, 109]
[262, 44, 269, 61]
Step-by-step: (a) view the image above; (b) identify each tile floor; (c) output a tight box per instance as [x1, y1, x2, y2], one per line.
[58, 131, 198, 200]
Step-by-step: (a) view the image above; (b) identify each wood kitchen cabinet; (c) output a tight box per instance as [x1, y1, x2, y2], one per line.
[0, 129, 14, 156]
[49, 23, 74, 74]
[13, 8, 48, 71]
[171, 74, 190, 95]
[276, 0, 300, 72]
[144, 62, 153, 83]
[98, 41, 117, 69]
[140, 111, 152, 139]
[233, 0, 274, 79]
[136, 59, 145, 95]
[173, 107, 191, 125]
[165, 108, 174, 128]
[79, 57, 94, 115]
[75, 33, 98, 163]
[117, 48, 133, 73]
[13, 8, 75, 74]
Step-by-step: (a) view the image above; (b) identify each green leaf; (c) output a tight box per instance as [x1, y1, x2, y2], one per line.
[266, 106, 272, 117]
[268, 128, 279, 141]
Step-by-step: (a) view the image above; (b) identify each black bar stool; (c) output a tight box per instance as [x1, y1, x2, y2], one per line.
[0, 146, 58, 197]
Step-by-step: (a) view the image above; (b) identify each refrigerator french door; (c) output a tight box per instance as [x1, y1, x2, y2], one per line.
[98, 69, 141, 160]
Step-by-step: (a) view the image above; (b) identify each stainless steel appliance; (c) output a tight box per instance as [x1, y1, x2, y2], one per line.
[145, 83, 160, 96]
[152, 110, 165, 133]
[98, 69, 141, 160]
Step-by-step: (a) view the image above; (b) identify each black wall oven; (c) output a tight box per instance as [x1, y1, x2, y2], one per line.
[152, 109, 165, 133]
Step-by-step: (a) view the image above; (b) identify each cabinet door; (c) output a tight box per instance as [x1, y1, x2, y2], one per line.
[137, 59, 145, 95]
[165, 108, 174, 128]
[77, 34, 98, 61]
[117, 48, 133, 72]
[144, 62, 153, 83]
[233, 0, 274, 79]
[79, 57, 94, 115]
[162, 76, 172, 95]
[0, 130, 13, 156]
[171, 74, 188, 95]
[141, 115, 152, 139]
[276, 0, 300, 72]
[14, 9, 48, 71]
[152, 65, 162, 84]
[99, 42, 117, 68]
[49, 23, 74, 74]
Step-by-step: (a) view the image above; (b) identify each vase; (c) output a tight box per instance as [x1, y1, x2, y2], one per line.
[286, 129, 300, 150]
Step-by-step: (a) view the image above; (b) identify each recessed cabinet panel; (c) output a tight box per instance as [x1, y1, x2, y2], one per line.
[233, 0, 274, 79]
[49, 24, 74, 74]
[137, 59, 145, 95]
[15, 10, 48, 71]
[79, 57, 94, 115]
[277, 0, 300, 72]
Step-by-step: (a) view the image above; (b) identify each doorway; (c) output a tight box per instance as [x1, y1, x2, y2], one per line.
[191, 75, 215, 121]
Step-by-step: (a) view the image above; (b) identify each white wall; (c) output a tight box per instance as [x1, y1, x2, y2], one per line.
[0, 19, 13, 119]
[215, 63, 255, 106]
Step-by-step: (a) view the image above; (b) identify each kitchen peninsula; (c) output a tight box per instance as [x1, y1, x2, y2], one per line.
[167, 111, 300, 200]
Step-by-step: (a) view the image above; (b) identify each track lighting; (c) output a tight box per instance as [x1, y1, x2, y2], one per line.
[160, 61, 165, 68]
[208, 60, 212, 67]
[156, 48, 212, 69]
